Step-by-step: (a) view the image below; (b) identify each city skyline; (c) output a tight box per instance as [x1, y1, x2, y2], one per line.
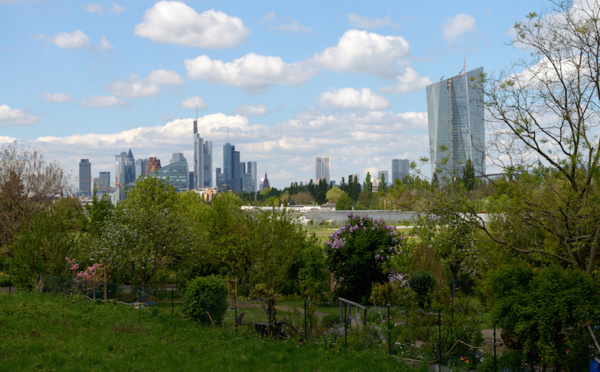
[1, 0, 551, 188]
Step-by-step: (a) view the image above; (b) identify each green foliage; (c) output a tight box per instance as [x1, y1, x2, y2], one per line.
[325, 214, 402, 303]
[325, 186, 344, 204]
[335, 192, 353, 210]
[321, 313, 340, 328]
[183, 275, 228, 324]
[484, 264, 600, 370]
[407, 271, 436, 308]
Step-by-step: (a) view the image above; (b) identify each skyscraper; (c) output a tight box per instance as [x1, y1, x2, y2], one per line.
[316, 156, 330, 184]
[244, 161, 257, 193]
[125, 149, 135, 184]
[426, 67, 485, 180]
[156, 153, 188, 192]
[193, 119, 213, 189]
[392, 159, 409, 183]
[99, 171, 111, 194]
[135, 158, 148, 179]
[79, 159, 91, 196]
[115, 152, 127, 185]
[115, 149, 135, 185]
[146, 157, 161, 173]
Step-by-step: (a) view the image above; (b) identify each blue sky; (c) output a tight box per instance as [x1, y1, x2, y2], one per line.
[1, 0, 551, 189]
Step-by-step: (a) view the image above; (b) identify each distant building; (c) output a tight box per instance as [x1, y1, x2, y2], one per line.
[115, 149, 135, 185]
[244, 161, 257, 193]
[378, 170, 389, 185]
[146, 157, 161, 173]
[262, 171, 270, 190]
[156, 154, 188, 192]
[135, 158, 148, 180]
[426, 67, 486, 180]
[193, 119, 212, 189]
[78, 159, 91, 196]
[99, 171, 111, 194]
[392, 159, 409, 183]
[316, 156, 330, 184]
[188, 171, 195, 190]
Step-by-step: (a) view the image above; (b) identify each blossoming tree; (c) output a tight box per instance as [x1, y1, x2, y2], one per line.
[324, 213, 402, 303]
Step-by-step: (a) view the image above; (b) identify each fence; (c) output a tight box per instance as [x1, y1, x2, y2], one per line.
[3, 276, 573, 371]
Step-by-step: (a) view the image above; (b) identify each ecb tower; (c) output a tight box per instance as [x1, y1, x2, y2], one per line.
[426, 67, 485, 181]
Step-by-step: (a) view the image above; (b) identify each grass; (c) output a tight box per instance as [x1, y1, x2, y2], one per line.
[0, 292, 410, 371]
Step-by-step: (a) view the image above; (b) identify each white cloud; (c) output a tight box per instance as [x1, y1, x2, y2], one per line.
[134, 1, 248, 48]
[0, 135, 17, 144]
[108, 70, 185, 98]
[180, 96, 207, 109]
[380, 67, 433, 94]
[348, 13, 400, 29]
[0, 105, 39, 126]
[311, 29, 410, 78]
[317, 87, 389, 110]
[79, 95, 126, 107]
[269, 20, 312, 34]
[84, 3, 125, 15]
[38, 93, 73, 103]
[99, 37, 115, 51]
[37, 30, 92, 49]
[184, 53, 316, 93]
[259, 11, 276, 23]
[84, 4, 103, 15]
[235, 104, 268, 116]
[442, 14, 478, 46]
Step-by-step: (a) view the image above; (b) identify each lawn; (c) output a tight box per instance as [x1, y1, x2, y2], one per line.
[0, 292, 410, 371]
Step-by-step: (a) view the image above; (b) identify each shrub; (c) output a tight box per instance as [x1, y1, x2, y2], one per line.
[407, 271, 436, 308]
[321, 314, 340, 329]
[183, 275, 228, 325]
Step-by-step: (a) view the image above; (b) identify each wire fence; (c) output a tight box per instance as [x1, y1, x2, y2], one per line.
[3, 276, 587, 371]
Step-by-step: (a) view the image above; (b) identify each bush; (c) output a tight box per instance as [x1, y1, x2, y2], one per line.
[183, 275, 228, 325]
[321, 314, 340, 329]
[407, 271, 436, 308]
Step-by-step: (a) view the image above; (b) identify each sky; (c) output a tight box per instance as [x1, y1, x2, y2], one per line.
[1, 0, 552, 189]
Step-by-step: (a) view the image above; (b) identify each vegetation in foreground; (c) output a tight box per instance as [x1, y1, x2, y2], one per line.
[0, 292, 407, 372]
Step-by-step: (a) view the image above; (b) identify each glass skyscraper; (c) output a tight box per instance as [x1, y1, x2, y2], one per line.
[391, 159, 409, 183]
[315, 156, 330, 184]
[79, 159, 91, 196]
[426, 67, 485, 181]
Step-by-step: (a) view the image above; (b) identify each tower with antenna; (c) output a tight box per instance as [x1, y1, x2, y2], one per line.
[193, 109, 212, 189]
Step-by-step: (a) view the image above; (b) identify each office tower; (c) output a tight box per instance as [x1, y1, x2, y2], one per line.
[193, 119, 212, 189]
[99, 171, 111, 194]
[223, 143, 234, 188]
[115, 152, 127, 185]
[79, 159, 91, 196]
[125, 149, 135, 184]
[244, 161, 257, 193]
[188, 171, 195, 190]
[146, 157, 161, 173]
[216, 168, 226, 187]
[135, 158, 148, 179]
[426, 67, 485, 180]
[262, 171, 270, 190]
[392, 159, 409, 183]
[232, 150, 241, 192]
[156, 154, 188, 192]
[378, 170, 389, 185]
[316, 156, 330, 184]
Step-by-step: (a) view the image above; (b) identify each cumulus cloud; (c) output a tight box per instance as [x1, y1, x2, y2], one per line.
[0, 105, 39, 126]
[134, 1, 248, 48]
[38, 93, 73, 103]
[311, 29, 410, 78]
[380, 67, 433, 94]
[180, 96, 207, 109]
[108, 69, 185, 98]
[99, 37, 115, 51]
[184, 53, 316, 93]
[442, 14, 478, 46]
[79, 95, 126, 107]
[36, 30, 92, 49]
[235, 104, 268, 116]
[317, 88, 389, 110]
[348, 13, 400, 29]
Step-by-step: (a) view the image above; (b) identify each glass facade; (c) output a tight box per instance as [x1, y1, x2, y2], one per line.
[391, 159, 409, 183]
[156, 159, 189, 193]
[426, 67, 485, 180]
[316, 156, 330, 184]
[79, 159, 91, 196]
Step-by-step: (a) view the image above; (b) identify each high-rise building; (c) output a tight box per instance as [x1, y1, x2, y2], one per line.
[316, 156, 330, 184]
[244, 161, 257, 193]
[156, 154, 188, 192]
[262, 171, 270, 190]
[193, 119, 212, 189]
[115, 152, 127, 185]
[125, 149, 135, 184]
[222, 143, 242, 192]
[146, 157, 161, 173]
[115, 149, 135, 185]
[135, 158, 148, 179]
[79, 159, 91, 196]
[232, 150, 241, 192]
[392, 159, 409, 183]
[426, 67, 485, 180]
[99, 171, 111, 194]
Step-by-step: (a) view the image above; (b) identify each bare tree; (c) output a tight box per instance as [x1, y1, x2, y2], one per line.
[0, 142, 70, 254]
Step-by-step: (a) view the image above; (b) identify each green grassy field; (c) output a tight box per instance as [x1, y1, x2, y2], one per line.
[0, 292, 410, 371]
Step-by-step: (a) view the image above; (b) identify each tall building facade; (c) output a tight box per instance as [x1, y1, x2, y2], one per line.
[426, 67, 485, 180]
[135, 158, 148, 180]
[79, 159, 91, 196]
[193, 120, 212, 189]
[99, 171, 111, 194]
[392, 159, 409, 183]
[316, 156, 330, 184]
[243, 161, 257, 193]
[115, 149, 135, 185]
[146, 157, 161, 173]
[156, 154, 188, 193]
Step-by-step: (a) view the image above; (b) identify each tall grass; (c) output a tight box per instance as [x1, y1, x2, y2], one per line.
[0, 292, 407, 371]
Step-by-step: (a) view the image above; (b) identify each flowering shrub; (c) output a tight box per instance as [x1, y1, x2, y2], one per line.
[324, 214, 402, 303]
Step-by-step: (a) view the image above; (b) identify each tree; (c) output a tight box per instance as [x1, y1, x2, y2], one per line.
[324, 214, 402, 303]
[461, 159, 475, 191]
[431, 1, 600, 276]
[335, 193, 353, 210]
[0, 143, 69, 255]
[378, 173, 388, 194]
[95, 175, 187, 288]
[326, 186, 345, 204]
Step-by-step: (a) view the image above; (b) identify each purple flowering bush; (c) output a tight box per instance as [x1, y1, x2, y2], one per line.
[324, 213, 402, 303]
